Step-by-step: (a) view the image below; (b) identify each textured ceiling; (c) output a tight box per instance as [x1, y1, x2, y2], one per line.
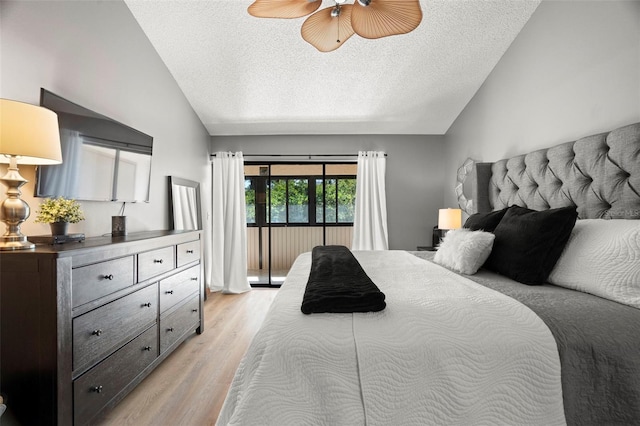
[124, 0, 540, 136]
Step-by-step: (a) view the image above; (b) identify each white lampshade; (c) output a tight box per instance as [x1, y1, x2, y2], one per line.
[438, 208, 462, 230]
[0, 98, 63, 251]
[0, 99, 62, 165]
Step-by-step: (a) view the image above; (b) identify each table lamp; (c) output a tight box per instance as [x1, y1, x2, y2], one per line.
[438, 208, 462, 231]
[0, 99, 62, 250]
[436, 208, 462, 246]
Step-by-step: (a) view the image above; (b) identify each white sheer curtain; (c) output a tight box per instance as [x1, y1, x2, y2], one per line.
[352, 151, 389, 250]
[210, 152, 251, 294]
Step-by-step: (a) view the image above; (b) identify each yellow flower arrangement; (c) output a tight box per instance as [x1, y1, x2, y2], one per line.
[35, 197, 85, 224]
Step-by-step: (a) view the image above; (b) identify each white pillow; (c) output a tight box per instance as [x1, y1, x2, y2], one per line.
[433, 228, 495, 274]
[548, 219, 640, 309]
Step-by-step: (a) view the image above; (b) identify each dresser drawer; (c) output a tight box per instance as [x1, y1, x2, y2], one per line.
[72, 256, 135, 308]
[73, 326, 158, 425]
[138, 246, 175, 282]
[73, 284, 158, 372]
[160, 265, 200, 314]
[177, 240, 200, 267]
[160, 295, 200, 353]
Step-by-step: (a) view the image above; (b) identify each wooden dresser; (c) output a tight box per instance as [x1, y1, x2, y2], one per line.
[0, 230, 204, 425]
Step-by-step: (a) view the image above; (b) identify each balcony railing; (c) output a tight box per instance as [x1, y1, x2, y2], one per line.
[247, 226, 353, 271]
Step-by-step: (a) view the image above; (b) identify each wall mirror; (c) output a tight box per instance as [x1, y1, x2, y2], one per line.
[455, 158, 476, 215]
[169, 176, 202, 230]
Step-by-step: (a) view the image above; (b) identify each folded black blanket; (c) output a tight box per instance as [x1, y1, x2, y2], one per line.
[301, 245, 386, 314]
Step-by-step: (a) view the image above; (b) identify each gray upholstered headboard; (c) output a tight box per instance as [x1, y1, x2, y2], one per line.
[474, 122, 640, 219]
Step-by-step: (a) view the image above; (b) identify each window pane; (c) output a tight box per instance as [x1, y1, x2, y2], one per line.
[325, 178, 337, 223]
[338, 178, 356, 223]
[245, 178, 255, 224]
[288, 178, 308, 223]
[315, 178, 324, 223]
[269, 179, 286, 223]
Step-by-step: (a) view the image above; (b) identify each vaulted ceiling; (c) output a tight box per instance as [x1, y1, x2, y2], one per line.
[124, 0, 540, 136]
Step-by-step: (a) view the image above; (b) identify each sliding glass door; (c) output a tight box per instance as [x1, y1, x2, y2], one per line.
[245, 162, 357, 287]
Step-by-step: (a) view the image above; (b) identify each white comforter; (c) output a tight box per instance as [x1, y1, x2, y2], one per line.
[217, 251, 566, 426]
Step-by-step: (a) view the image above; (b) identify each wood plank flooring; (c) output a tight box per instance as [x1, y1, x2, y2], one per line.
[96, 288, 279, 426]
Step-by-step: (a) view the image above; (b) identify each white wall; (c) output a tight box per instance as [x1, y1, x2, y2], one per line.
[0, 0, 211, 238]
[212, 134, 446, 250]
[444, 0, 640, 208]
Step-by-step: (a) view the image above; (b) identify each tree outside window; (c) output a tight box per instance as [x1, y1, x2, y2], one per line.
[245, 178, 256, 224]
[269, 179, 286, 223]
[288, 178, 309, 223]
[337, 178, 356, 223]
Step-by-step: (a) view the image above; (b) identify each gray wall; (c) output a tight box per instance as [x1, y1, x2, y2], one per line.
[212, 135, 446, 250]
[444, 0, 640, 210]
[0, 0, 211, 238]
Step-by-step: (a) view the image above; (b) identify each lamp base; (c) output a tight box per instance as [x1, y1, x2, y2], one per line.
[0, 235, 35, 251]
[1, 155, 34, 251]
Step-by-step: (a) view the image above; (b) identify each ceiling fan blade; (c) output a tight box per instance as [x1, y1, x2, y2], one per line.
[248, 0, 321, 19]
[301, 5, 355, 52]
[351, 0, 422, 39]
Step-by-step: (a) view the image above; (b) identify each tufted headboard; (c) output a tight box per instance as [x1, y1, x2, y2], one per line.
[474, 122, 640, 219]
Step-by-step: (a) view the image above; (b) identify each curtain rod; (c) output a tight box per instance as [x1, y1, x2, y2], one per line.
[209, 153, 387, 158]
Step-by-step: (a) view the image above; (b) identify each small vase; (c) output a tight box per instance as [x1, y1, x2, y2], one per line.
[50, 221, 69, 236]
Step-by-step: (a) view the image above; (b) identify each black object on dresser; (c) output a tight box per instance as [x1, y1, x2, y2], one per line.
[0, 230, 204, 425]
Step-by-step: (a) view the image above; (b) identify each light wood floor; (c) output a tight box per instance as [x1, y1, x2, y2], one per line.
[96, 288, 279, 426]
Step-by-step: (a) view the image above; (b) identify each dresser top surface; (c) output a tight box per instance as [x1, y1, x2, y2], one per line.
[1, 230, 201, 258]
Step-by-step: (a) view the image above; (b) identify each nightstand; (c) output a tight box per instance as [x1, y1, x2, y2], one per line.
[417, 246, 437, 251]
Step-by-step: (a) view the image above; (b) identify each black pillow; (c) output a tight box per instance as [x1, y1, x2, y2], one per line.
[463, 207, 509, 232]
[484, 205, 578, 285]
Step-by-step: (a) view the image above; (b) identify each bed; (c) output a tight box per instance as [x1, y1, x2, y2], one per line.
[217, 122, 640, 426]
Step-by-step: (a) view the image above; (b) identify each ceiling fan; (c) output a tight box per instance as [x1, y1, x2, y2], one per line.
[248, 0, 423, 52]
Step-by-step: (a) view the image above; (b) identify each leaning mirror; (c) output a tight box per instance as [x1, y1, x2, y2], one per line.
[455, 158, 476, 215]
[169, 176, 202, 230]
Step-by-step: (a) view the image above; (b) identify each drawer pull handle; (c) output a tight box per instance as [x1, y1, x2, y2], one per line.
[167, 327, 174, 332]
[92, 385, 103, 393]
[103, 274, 114, 280]
[166, 290, 174, 295]
[186, 249, 194, 254]
[191, 277, 198, 281]
[143, 346, 152, 351]
[92, 329, 103, 337]
[142, 302, 152, 308]
[154, 259, 163, 264]
[192, 309, 198, 313]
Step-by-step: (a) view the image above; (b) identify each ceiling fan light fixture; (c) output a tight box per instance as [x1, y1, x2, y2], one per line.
[249, 0, 422, 51]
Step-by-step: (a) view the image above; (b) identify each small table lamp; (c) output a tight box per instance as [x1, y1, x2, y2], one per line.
[437, 208, 462, 245]
[438, 208, 462, 231]
[0, 99, 62, 250]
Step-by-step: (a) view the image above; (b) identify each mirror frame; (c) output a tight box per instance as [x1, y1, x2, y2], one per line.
[168, 176, 202, 231]
[455, 158, 476, 215]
